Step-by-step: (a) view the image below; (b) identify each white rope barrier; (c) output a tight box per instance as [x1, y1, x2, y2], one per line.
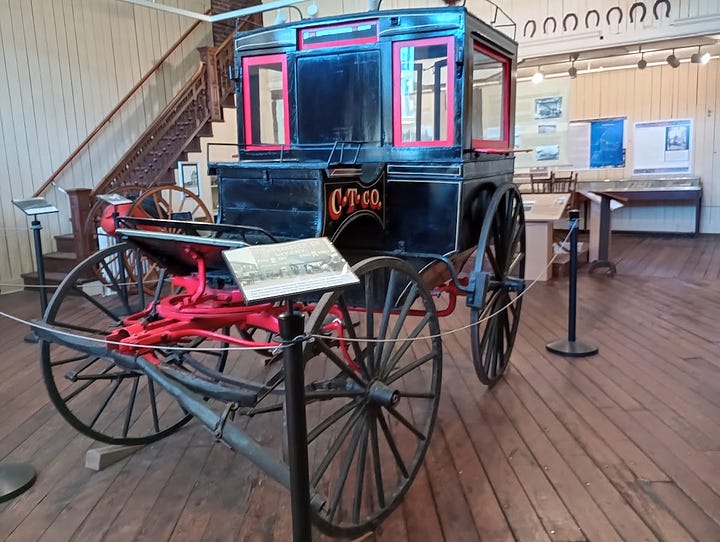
[0, 225, 576, 351]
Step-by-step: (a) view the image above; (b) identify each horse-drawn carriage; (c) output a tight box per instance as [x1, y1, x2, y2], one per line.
[36, 4, 524, 537]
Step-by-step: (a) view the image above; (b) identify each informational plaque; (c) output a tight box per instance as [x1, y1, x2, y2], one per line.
[97, 193, 133, 205]
[223, 237, 359, 303]
[12, 197, 59, 216]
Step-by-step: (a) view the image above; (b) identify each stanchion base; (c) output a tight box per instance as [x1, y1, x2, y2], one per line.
[0, 463, 36, 503]
[24, 331, 39, 344]
[588, 260, 616, 276]
[546, 338, 599, 357]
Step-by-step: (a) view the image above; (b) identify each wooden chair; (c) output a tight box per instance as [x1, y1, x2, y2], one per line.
[530, 172, 553, 193]
[551, 171, 578, 207]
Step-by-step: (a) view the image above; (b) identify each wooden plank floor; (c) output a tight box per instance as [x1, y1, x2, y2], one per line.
[1, 233, 720, 541]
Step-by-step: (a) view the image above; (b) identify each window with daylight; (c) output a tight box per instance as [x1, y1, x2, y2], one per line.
[471, 42, 511, 149]
[393, 36, 455, 147]
[242, 54, 290, 148]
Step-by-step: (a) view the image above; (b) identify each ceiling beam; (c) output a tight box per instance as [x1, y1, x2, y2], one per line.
[118, 0, 308, 22]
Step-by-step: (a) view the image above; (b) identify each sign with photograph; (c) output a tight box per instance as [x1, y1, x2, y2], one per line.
[567, 117, 625, 169]
[633, 119, 692, 175]
[223, 237, 359, 303]
[534, 96, 562, 119]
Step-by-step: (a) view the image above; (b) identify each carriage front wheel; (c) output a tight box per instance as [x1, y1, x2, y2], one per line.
[470, 183, 526, 386]
[297, 256, 442, 537]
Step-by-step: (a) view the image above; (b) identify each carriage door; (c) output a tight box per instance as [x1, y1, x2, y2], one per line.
[471, 42, 511, 150]
[392, 36, 455, 146]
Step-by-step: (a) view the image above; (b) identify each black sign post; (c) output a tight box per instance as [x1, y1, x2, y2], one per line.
[12, 198, 59, 343]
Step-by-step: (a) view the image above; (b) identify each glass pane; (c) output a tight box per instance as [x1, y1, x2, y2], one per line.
[472, 48, 505, 142]
[398, 43, 449, 143]
[246, 62, 286, 145]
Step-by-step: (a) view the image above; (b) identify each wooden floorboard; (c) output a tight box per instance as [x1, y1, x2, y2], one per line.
[1, 234, 720, 540]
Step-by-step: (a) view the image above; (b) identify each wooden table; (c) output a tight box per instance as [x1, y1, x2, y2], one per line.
[521, 193, 571, 281]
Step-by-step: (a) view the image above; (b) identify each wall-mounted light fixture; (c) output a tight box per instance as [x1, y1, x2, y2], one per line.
[307, 0, 319, 17]
[637, 46, 647, 69]
[531, 67, 544, 84]
[568, 53, 578, 78]
[666, 49, 680, 68]
[690, 46, 711, 64]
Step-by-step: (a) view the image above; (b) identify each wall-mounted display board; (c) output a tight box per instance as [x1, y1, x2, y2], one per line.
[514, 79, 571, 170]
[633, 119, 692, 175]
[567, 117, 625, 169]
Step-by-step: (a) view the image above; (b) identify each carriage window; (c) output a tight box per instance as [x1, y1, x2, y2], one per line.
[242, 54, 290, 148]
[297, 51, 381, 144]
[393, 36, 455, 147]
[471, 43, 510, 149]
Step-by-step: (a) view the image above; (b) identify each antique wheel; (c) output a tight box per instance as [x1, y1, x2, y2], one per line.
[128, 185, 213, 225]
[470, 183, 526, 386]
[40, 243, 227, 445]
[297, 256, 442, 537]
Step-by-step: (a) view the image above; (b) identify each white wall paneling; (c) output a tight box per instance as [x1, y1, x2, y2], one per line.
[0, 0, 212, 289]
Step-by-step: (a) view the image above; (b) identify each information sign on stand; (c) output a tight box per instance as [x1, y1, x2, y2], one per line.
[97, 194, 133, 205]
[224, 236, 358, 542]
[12, 197, 59, 216]
[223, 237, 359, 303]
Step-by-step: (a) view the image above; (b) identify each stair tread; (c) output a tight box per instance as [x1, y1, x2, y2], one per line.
[44, 251, 78, 260]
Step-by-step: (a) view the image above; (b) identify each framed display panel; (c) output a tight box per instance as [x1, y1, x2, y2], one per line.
[178, 162, 201, 196]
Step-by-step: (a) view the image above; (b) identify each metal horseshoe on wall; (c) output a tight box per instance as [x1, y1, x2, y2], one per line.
[562, 13, 578, 31]
[523, 19, 537, 38]
[606, 6, 623, 25]
[629, 2, 647, 23]
[543, 16, 557, 34]
[585, 9, 600, 28]
[653, 0, 671, 19]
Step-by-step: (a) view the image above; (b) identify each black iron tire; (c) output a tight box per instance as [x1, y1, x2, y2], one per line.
[470, 183, 525, 386]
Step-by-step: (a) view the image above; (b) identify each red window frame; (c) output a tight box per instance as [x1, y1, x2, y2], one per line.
[392, 36, 455, 147]
[471, 42, 511, 150]
[298, 19, 378, 50]
[242, 54, 290, 150]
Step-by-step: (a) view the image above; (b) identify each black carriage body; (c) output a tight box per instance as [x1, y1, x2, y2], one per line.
[210, 6, 518, 260]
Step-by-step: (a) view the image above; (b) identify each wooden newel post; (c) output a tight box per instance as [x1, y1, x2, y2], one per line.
[66, 188, 93, 261]
[199, 46, 222, 122]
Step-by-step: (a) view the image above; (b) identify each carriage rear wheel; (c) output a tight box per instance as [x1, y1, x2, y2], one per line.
[297, 256, 442, 537]
[40, 242, 228, 445]
[470, 183, 525, 386]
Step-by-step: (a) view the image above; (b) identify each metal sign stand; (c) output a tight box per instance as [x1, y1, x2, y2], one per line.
[279, 300, 313, 541]
[12, 198, 59, 343]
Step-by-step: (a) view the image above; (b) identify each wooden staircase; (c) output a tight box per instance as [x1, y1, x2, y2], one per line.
[24, 2, 260, 290]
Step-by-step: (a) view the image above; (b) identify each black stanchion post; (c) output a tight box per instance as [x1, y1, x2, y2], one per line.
[279, 300, 312, 542]
[546, 209, 599, 357]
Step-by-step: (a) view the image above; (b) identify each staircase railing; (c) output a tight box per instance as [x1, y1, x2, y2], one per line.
[46, 21, 242, 261]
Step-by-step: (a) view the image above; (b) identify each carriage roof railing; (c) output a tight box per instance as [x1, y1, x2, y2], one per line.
[207, 140, 371, 168]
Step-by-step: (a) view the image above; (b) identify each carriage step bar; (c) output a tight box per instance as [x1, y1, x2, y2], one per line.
[32, 322, 258, 407]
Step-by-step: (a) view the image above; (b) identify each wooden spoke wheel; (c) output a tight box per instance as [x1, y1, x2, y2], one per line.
[128, 185, 212, 226]
[40, 242, 228, 445]
[470, 183, 526, 386]
[297, 257, 442, 537]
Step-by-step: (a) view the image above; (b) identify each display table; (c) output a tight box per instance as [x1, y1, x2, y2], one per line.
[578, 177, 702, 234]
[521, 193, 571, 281]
